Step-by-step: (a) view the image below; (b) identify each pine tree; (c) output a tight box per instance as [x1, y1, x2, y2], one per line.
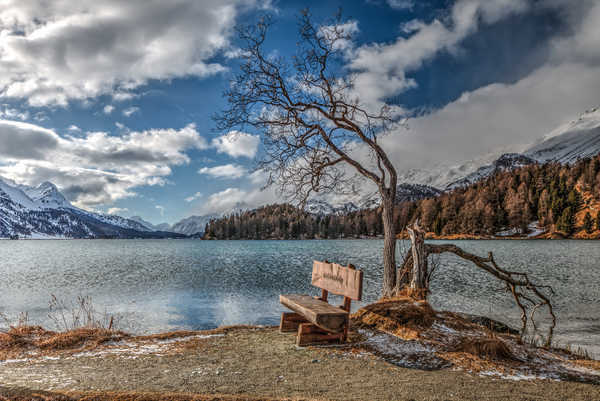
[583, 212, 593, 234]
[557, 206, 574, 234]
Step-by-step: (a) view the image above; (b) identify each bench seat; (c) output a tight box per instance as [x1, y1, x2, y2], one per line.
[279, 294, 348, 333]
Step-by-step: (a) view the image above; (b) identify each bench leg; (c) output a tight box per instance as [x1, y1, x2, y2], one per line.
[280, 312, 309, 333]
[296, 323, 345, 346]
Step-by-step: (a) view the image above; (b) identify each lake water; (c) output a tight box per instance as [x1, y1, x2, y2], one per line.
[0, 239, 598, 357]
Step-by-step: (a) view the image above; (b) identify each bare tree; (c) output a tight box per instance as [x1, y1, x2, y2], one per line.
[216, 11, 400, 296]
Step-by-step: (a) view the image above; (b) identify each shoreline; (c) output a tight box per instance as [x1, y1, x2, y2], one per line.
[1, 300, 599, 401]
[1, 325, 599, 401]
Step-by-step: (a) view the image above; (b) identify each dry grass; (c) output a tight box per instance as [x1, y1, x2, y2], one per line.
[0, 325, 128, 360]
[131, 325, 261, 342]
[36, 327, 126, 350]
[0, 324, 269, 360]
[351, 297, 436, 341]
[47, 294, 118, 332]
[453, 335, 516, 361]
[350, 298, 600, 380]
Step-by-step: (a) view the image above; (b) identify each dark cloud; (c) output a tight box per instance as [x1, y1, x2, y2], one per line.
[0, 121, 59, 159]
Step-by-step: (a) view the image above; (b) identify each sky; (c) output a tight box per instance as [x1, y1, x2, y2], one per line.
[0, 0, 599, 224]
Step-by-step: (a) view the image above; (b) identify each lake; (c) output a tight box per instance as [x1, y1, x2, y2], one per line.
[0, 239, 598, 357]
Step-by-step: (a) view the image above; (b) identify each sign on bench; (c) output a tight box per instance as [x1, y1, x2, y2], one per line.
[279, 260, 363, 346]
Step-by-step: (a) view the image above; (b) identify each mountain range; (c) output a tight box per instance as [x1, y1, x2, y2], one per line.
[1, 107, 599, 239]
[0, 179, 184, 239]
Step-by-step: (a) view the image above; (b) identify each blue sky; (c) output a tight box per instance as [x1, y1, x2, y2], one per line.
[0, 0, 599, 224]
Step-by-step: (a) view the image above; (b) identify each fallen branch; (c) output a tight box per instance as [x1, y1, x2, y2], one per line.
[424, 244, 556, 346]
[395, 222, 556, 346]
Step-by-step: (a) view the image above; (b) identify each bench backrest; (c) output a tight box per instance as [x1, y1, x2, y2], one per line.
[311, 260, 363, 301]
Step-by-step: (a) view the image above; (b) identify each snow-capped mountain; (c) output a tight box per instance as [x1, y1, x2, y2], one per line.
[525, 107, 600, 163]
[170, 215, 217, 236]
[395, 183, 443, 203]
[21, 181, 72, 209]
[399, 107, 600, 192]
[394, 150, 513, 190]
[446, 153, 536, 190]
[0, 177, 182, 239]
[130, 216, 171, 232]
[304, 183, 442, 215]
[305, 200, 361, 216]
[88, 212, 153, 232]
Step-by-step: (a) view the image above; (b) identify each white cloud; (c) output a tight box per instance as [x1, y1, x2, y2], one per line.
[0, 121, 208, 208]
[0, 0, 262, 106]
[103, 105, 115, 114]
[386, 0, 414, 10]
[185, 192, 203, 202]
[212, 131, 260, 158]
[122, 106, 139, 117]
[366, 0, 600, 174]
[198, 187, 278, 215]
[318, 21, 360, 51]
[0, 106, 29, 121]
[112, 92, 137, 102]
[155, 205, 165, 216]
[348, 0, 529, 110]
[107, 207, 128, 215]
[248, 170, 268, 185]
[198, 164, 248, 179]
[376, 63, 600, 174]
[67, 125, 81, 132]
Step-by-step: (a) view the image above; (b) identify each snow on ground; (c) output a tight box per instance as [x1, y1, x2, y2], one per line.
[527, 221, 546, 237]
[357, 329, 452, 370]
[495, 227, 523, 237]
[0, 334, 225, 365]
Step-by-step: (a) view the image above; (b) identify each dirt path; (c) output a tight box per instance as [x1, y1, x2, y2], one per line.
[0, 327, 599, 401]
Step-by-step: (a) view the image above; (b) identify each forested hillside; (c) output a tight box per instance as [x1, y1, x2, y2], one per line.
[204, 155, 600, 240]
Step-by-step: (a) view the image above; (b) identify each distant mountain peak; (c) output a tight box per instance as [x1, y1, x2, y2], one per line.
[130, 215, 171, 232]
[170, 214, 216, 236]
[24, 180, 72, 209]
[525, 107, 600, 164]
[446, 153, 536, 191]
[395, 183, 442, 203]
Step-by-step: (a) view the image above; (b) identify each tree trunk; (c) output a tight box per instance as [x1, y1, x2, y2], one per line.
[407, 221, 428, 300]
[381, 194, 397, 297]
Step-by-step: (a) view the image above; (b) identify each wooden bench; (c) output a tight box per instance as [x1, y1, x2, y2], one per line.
[279, 260, 363, 346]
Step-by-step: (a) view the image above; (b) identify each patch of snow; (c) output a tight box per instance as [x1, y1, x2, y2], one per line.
[527, 221, 546, 237]
[495, 227, 523, 237]
[0, 358, 29, 365]
[478, 370, 559, 381]
[357, 329, 450, 370]
[70, 334, 224, 358]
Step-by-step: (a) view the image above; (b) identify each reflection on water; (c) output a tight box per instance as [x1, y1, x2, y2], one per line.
[0, 239, 598, 357]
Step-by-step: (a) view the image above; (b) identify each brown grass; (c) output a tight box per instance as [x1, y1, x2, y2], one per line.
[35, 327, 126, 350]
[0, 324, 267, 360]
[453, 335, 516, 361]
[0, 325, 128, 359]
[351, 298, 436, 340]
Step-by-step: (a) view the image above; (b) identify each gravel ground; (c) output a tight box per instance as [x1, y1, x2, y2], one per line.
[0, 327, 599, 401]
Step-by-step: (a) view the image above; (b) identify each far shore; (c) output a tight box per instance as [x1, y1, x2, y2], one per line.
[3, 235, 600, 241]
